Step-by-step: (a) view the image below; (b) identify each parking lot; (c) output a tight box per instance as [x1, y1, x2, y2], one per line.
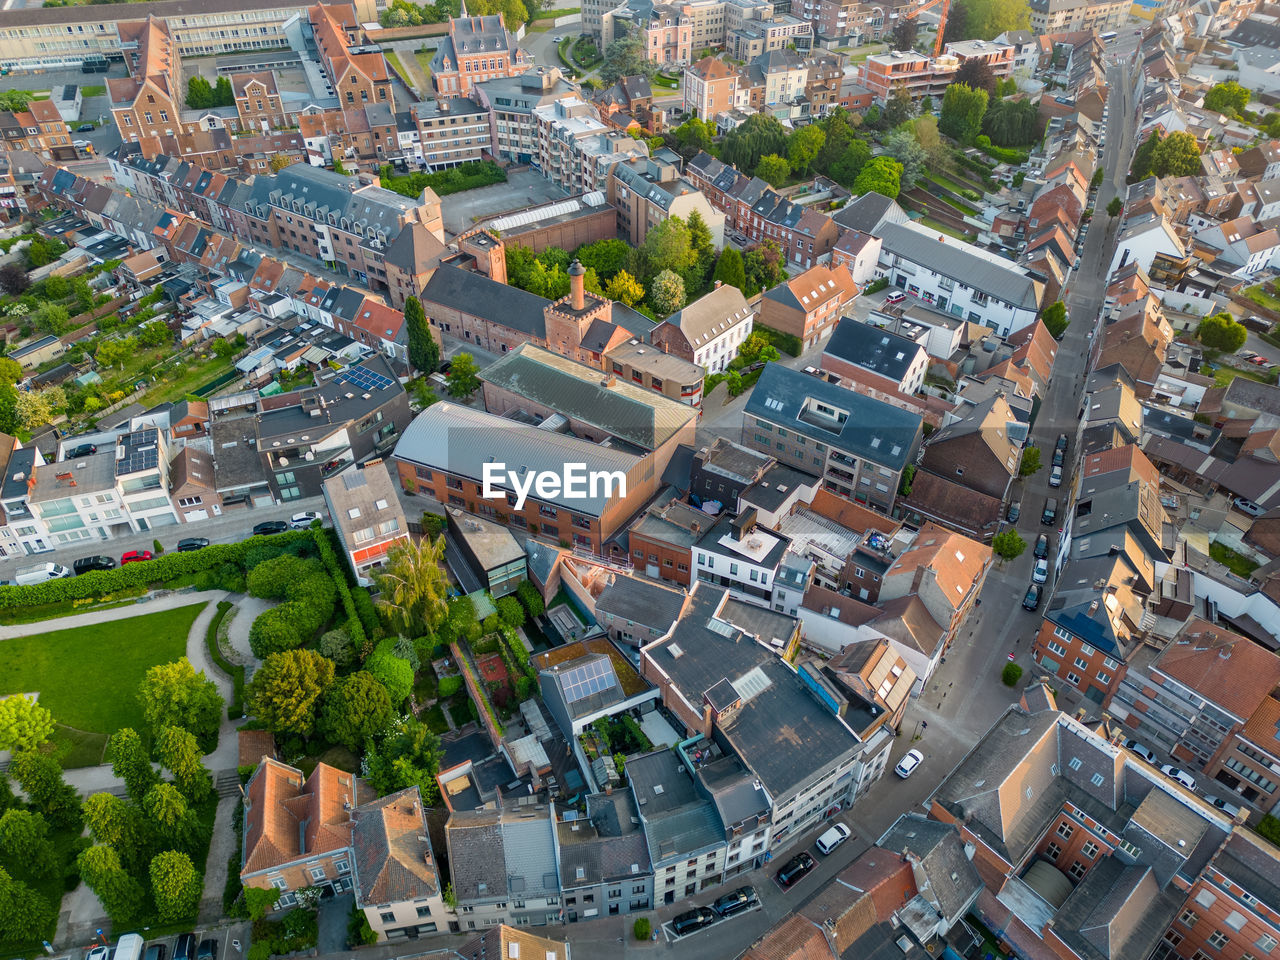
[661, 885, 761, 943]
[74, 927, 244, 960]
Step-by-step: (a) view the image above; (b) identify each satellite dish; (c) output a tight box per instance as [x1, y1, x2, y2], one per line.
[278, 456, 289, 466]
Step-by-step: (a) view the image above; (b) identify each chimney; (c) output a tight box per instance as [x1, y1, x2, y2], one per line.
[714, 279, 722, 288]
[569, 258, 585, 311]
[1089, 600, 1100, 615]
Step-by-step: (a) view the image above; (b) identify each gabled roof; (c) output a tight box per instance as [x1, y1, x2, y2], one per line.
[661, 283, 753, 348]
[242, 758, 369, 876]
[351, 787, 438, 907]
[877, 221, 1041, 310]
[1154, 618, 1280, 720]
[420, 263, 549, 339]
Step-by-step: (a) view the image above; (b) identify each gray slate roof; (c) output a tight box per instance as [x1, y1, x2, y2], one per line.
[420, 264, 550, 339]
[877, 221, 1040, 309]
[823, 317, 924, 383]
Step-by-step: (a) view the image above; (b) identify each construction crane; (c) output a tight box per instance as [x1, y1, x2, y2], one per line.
[895, 0, 952, 59]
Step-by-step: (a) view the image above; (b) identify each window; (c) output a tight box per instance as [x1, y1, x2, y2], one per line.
[1180, 910, 1198, 929]
[1207, 932, 1230, 950]
[1081, 841, 1098, 858]
[1075, 657, 1090, 669]
[1068, 757, 1082, 771]
[1067, 672, 1082, 685]
[380, 912, 396, 923]
[416, 906, 432, 918]
[1045, 842, 1060, 861]
[1048, 641, 1066, 656]
[1068, 861, 1087, 880]
[1079, 643, 1095, 656]
[1056, 821, 1073, 839]
[1257, 934, 1278, 953]
[1091, 773, 1105, 787]
[335, 860, 350, 874]
[310, 866, 326, 881]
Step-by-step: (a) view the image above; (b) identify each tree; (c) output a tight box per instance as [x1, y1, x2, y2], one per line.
[829, 139, 871, 187]
[1204, 80, 1249, 117]
[150, 851, 202, 922]
[466, 0, 528, 29]
[1150, 131, 1200, 178]
[0, 866, 52, 942]
[248, 649, 336, 738]
[0, 695, 53, 753]
[268, 154, 295, 173]
[377, 535, 450, 638]
[600, 34, 653, 84]
[742, 241, 787, 297]
[365, 716, 445, 803]
[982, 97, 1040, 147]
[787, 125, 825, 177]
[95, 335, 136, 370]
[248, 607, 303, 658]
[939, 83, 989, 144]
[641, 216, 695, 277]
[0, 810, 56, 877]
[404, 296, 439, 376]
[686, 209, 716, 290]
[321, 672, 393, 752]
[852, 156, 903, 199]
[244, 887, 282, 921]
[213, 76, 234, 107]
[15, 388, 64, 431]
[992, 529, 1026, 562]
[649, 269, 686, 316]
[1107, 196, 1123, 218]
[1090, 167, 1105, 189]
[82, 793, 148, 867]
[955, 56, 998, 96]
[884, 130, 927, 187]
[1002, 662, 1023, 686]
[814, 108, 860, 173]
[78, 845, 146, 925]
[670, 116, 714, 158]
[139, 320, 171, 348]
[0, 263, 28, 297]
[719, 113, 788, 176]
[575, 238, 630, 280]
[366, 638, 415, 706]
[107, 728, 159, 804]
[755, 153, 790, 187]
[143, 783, 197, 850]
[154, 726, 212, 801]
[712, 247, 747, 292]
[496, 595, 525, 628]
[1128, 130, 1161, 183]
[186, 75, 213, 109]
[954, 0, 1028, 40]
[605, 270, 644, 306]
[445, 352, 481, 399]
[9, 751, 80, 830]
[247, 555, 318, 599]
[1041, 300, 1069, 339]
[138, 658, 224, 743]
[890, 17, 918, 51]
[884, 85, 915, 128]
[1019, 446, 1042, 477]
[920, 95, 933, 114]
[1197, 312, 1247, 352]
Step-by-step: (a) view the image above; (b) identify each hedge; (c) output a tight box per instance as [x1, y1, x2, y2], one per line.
[0, 531, 314, 609]
[975, 135, 1029, 165]
[865, 277, 889, 295]
[312, 527, 367, 649]
[753, 323, 802, 358]
[205, 600, 246, 719]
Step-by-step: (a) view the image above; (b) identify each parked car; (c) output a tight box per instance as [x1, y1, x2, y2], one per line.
[195, 941, 217, 960]
[76, 123, 95, 132]
[1033, 558, 1049, 584]
[713, 887, 756, 917]
[66, 443, 97, 459]
[815, 822, 851, 855]
[884, 291, 907, 304]
[86, 948, 110, 960]
[176, 538, 209, 552]
[290, 511, 321, 529]
[671, 906, 716, 936]
[121, 550, 153, 565]
[1052, 446, 1065, 467]
[252, 520, 288, 536]
[1042, 498, 1058, 525]
[1022, 583, 1042, 611]
[172, 934, 195, 960]
[1123, 739, 1157, 764]
[1055, 433, 1068, 453]
[1034, 534, 1049, 559]
[776, 852, 816, 889]
[1204, 795, 1242, 817]
[895, 749, 924, 779]
[144, 945, 166, 960]
[1160, 764, 1197, 790]
[73, 555, 116, 575]
[1007, 499, 1021, 523]
[1049, 465, 1063, 487]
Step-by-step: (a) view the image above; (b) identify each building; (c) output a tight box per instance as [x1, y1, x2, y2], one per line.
[1027, 0, 1129, 34]
[447, 509, 526, 597]
[430, 14, 530, 99]
[458, 927, 572, 960]
[321, 462, 409, 586]
[758, 263, 859, 351]
[822, 317, 928, 397]
[684, 56, 738, 120]
[310, 2, 394, 110]
[554, 791, 653, 920]
[651, 283, 754, 374]
[608, 154, 725, 250]
[875, 221, 1044, 335]
[108, 17, 184, 143]
[351, 789, 446, 941]
[392, 402, 661, 553]
[741, 362, 923, 513]
[444, 805, 561, 929]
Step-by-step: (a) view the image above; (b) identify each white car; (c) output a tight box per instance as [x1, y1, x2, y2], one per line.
[1124, 739, 1157, 764]
[895, 749, 924, 779]
[1049, 465, 1063, 487]
[1203, 795, 1242, 817]
[814, 822, 851, 855]
[290, 511, 322, 529]
[1160, 764, 1197, 791]
[1033, 558, 1049, 584]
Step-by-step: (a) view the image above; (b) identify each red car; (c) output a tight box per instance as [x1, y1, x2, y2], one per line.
[121, 550, 153, 565]
[884, 291, 907, 304]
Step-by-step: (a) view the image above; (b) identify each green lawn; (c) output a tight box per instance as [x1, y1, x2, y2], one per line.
[1245, 283, 1280, 313]
[1212, 363, 1279, 388]
[414, 49, 434, 81]
[384, 49, 408, 80]
[918, 215, 973, 241]
[81, 84, 106, 98]
[0, 603, 205, 766]
[927, 171, 983, 198]
[1210, 541, 1259, 579]
[422, 704, 449, 734]
[939, 194, 979, 216]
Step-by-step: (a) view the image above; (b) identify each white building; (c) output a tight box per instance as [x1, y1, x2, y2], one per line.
[653, 283, 754, 374]
[1108, 211, 1187, 278]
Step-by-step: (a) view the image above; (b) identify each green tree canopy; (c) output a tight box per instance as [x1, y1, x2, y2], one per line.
[649, 269, 687, 316]
[77, 845, 146, 926]
[247, 649, 337, 738]
[365, 716, 445, 803]
[321, 672, 393, 752]
[1150, 131, 1201, 178]
[981, 97, 1041, 147]
[154, 726, 212, 801]
[712, 247, 747, 292]
[574, 238, 630, 279]
[0, 810, 56, 878]
[9, 751, 80, 829]
[150, 851, 202, 923]
[0, 866, 53, 942]
[1197, 312, 1247, 352]
[755, 153, 791, 187]
[445, 352, 481, 398]
[1020, 446, 1042, 476]
[1128, 130, 1161, 183]
[1203, 80, 1249, 117]
[939, 83, 989, 144]
[404, 296, 439, 376]
[600, 34, 653, 84]
[992, 529, 1026, 562]
[108, 728, 159, 804]
[670, 116, 715, 158]
[82, 793, 148, 870]
[138, 658, 224, 743]
[852, 156, 904, 200]
[605, 270, 644, 306]
[883, 130, 927, 187]
[953, 0, 1029, 39]
[641, 215, 695, 277]
[955, 56, 998, 96]
[0, 695, 53, 753]
[376, 535, 450, 638]
[1107, 196, 1123, 217]
[366, 638, 415, 706]
[719, 113, 789, 176]
[829, 139, 871, 187]
[787, 125, 825, 176]
[1042, 300, 1069, 339]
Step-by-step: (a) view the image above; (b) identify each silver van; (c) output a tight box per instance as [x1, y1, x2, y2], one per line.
[14, 562, 72, 586]
[814, 822, 851, 855]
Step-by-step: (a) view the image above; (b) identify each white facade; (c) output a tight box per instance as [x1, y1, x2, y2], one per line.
[695, 313, 753, 374]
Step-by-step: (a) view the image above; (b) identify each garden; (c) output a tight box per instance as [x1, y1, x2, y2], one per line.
[377, 160, 507, 199]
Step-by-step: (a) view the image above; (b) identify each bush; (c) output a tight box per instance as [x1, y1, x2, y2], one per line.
[378, 161, 506, 199]
[1002, 662, 1024, 686]
[351, 586, 381, 638]
[438, 675, 464, 698]
[312, 527, 367, 650]
[753, 323, 802, 358]
[516, 581, 545, 618]
[0, 531, 314, 609]
[248, 605, 304, 658]
[974, 135, 1029, 164]
[1258, 814, 1280, 845]
[865, 277, 889, 295]
[347, 902, 378, 948]
[422, 512, 446, 538]
[634, 918, 651, 940]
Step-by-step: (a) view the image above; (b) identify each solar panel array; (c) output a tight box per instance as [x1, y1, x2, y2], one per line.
[116, 428, 161, 477]
[337, 364, 394, 392]
[560, 657, 618, 704]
